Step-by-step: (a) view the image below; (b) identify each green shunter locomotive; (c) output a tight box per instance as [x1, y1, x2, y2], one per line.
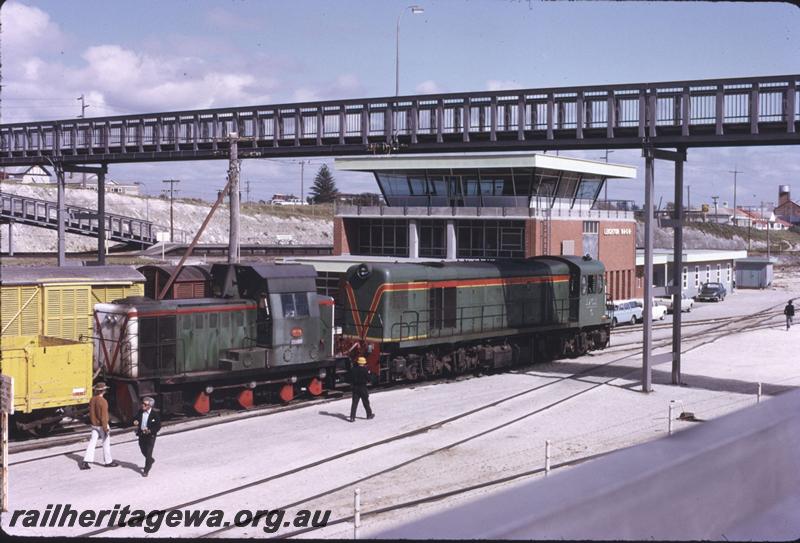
[94, 264, 337, 422]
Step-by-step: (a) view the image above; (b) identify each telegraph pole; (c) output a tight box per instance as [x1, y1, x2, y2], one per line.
[161, 179, 180, 242]
[299, 160, 311, 204]
[729, 167, 743, 226]
[687, 185, 691, 216]
[77, 94, 90, 118]
[245, 178, 251, 204]
[77, 95, 90, 187]
[228, 133, 240, 264]
[711, 195, 719, 223]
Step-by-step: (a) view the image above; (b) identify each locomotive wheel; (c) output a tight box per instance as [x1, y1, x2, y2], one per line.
[404, 364, 420, 381]
[545, 336, 565, 360]
[279, 384, 295, 403]
[307, 378, 323, 397]
[192, 391, 211, 415]
[575, 332, 589, 357]
[237, 389, 254, 409]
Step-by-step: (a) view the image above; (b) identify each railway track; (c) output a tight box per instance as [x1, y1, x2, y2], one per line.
[223, 307, 789, 539]
[69, 302, 786, 538]
[11, 303, 785, 457]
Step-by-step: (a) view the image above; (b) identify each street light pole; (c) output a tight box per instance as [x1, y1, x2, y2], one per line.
[395, 5, 424, 97]
[729, 167, 742, 226]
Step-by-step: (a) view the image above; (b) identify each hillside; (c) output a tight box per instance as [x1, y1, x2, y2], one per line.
[635, 220, 800, 253]
[0, 183, 334, 253]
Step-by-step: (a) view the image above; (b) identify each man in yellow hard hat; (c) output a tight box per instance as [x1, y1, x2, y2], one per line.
[349, 356, 375, 422]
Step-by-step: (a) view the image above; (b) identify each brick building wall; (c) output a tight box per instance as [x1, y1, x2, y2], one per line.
[333, 216, 350, 255]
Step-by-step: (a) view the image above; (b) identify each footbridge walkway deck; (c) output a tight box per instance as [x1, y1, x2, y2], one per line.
[0, 192, 158, 247]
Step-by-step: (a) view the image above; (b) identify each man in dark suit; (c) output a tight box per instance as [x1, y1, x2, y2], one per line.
[133, 396, 161, 477]
[349, 356, 375, 422]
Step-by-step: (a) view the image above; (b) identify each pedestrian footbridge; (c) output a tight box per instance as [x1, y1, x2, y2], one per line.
[0, 192, 158, 247]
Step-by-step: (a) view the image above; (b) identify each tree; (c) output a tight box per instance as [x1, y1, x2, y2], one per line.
[309, 164, 339, 203]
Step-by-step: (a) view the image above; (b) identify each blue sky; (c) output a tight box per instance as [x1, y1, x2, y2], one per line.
[2, 0, 799, 208]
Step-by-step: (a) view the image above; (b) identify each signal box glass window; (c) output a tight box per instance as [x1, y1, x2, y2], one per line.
[281, 293, 310, 318]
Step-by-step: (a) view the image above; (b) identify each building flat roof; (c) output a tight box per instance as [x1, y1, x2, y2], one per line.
[279, 255, 448, 274]
[635, 249, 749, 265]
[335, 152, 637, 179]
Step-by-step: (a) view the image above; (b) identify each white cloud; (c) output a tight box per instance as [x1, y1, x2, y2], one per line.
[293, 88, 321, 102]
[486, 79, 521, 91]
[1, 1, 65, 55]
[416, 80, 442, 94]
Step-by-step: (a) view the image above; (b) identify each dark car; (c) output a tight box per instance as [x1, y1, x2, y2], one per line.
[696, 282, 727, 302]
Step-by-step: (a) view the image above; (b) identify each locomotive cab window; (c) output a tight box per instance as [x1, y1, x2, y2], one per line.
[281, 293, 310, 319]
[587, 275, 598, 294]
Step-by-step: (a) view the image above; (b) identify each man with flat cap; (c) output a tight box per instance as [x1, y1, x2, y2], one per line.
[133, 396, 161, 477]
[349, 356, 375, 422]
[80, 382, 119, 470]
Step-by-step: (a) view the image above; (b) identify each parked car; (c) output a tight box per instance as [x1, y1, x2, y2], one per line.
[696, 282, 727, 302]
[657, 294, 694, 313]
[606, 300, 644, 327]
[631, 299, 668, 321]
[271, 198, 306, 206]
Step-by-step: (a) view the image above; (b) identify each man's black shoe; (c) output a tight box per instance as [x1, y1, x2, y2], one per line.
[367, 413, 375, 420]
[79, 462, 90, 470]
[104, 462, 119, 467]
[143, 470, 149, 478]
[349, 417, 355, 422]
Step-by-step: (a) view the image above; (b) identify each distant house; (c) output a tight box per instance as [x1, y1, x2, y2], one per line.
[774, 185, 800, 226]
[79, 175, 141, 195]
[1, 165, 52, 183]
[707, 206, 736, 225]
[735, 208, 789, 231]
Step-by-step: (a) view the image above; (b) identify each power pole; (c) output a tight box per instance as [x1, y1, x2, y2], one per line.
[77, 95, 90, 187]
[245, 178, 251, 204]
[299, 160, 311, 204]
[687, 185, 691, 217]
[729, 167, 743, 226]
[228, 133, 240, 264]
[711, 195, 719, 223]
[161, 179, 180, 242]
[77, 94, 90, 118]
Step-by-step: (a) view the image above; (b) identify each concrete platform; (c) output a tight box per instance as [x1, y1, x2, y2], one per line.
[2, 275, 798, 539]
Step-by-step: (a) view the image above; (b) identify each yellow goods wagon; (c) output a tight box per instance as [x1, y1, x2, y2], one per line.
[0, 266, 145, 435]
[0, 335, 93, 434]
[1, 266, 145, 341]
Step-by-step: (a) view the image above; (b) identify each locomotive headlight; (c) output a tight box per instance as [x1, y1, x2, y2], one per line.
[290, 376, 298, 383]
[291, 327, 303, 338]
[334, 326, 343, 335]
[318, 369, 327, 379]
[205, 386, 214, 394]
[357, 264, 370, 278]
[248, 381, 257, 389]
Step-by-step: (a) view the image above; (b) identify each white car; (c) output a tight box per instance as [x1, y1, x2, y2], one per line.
[630, 299, 668, 321]
[271, 198, 306, 206]
[607, 300, 644, 327]
[657, 294, 694, 313]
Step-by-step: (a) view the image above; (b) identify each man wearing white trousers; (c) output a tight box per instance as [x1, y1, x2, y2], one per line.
[79, 382, 119, 470]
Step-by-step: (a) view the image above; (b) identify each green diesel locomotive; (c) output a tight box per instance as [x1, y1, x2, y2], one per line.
[339, 256, 610, 383]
